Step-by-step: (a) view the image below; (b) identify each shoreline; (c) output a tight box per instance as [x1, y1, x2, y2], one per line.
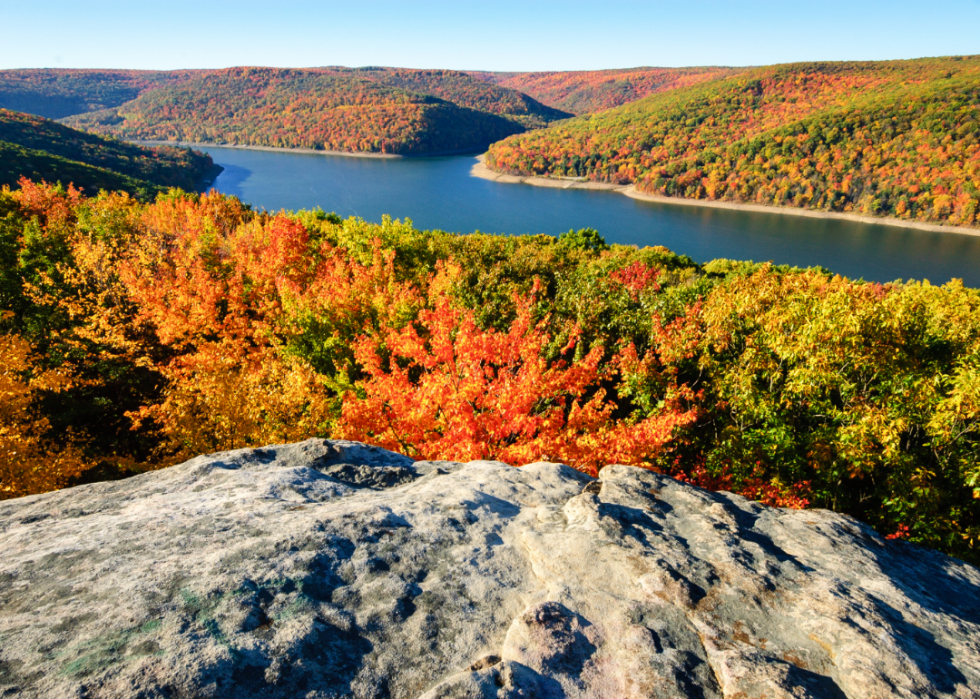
[196, 162, 225, 192]
[131, 140, 485, 160]
[133, 141, 980, 238]
[471, 156, 980, 238]
[132, 140, 401, 159]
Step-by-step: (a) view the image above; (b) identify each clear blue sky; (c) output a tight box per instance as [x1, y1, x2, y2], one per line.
[4, 0, 978, 71]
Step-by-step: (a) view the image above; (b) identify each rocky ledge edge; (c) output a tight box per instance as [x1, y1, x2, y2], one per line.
[0, 439, 978, 699]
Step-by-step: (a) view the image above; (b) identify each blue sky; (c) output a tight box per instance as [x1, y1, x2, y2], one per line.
[3, 1, 978, 71]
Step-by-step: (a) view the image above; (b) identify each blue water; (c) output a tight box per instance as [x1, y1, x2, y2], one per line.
[206, 146, 980, 286]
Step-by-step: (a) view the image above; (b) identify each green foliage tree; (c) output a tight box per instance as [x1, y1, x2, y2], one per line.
[557, 227, 608, 252]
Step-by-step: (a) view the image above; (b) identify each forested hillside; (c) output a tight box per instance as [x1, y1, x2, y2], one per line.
[0, 66, 572, 155]
[326, 67, 572, 127]
[486, 57, 980, 227]
[0, 109, 216, 195]
[62, 67, 541, 154]
[0, 69, 198, 119]
[470, 67, 739, 115]
[2, 182, 979, 563]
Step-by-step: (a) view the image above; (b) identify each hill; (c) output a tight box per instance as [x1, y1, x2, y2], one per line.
[0, 108, 216, 195]
[61, 67, 547, 155]
[470, 67, 740, 115]
[0, 69, 197, 119]
[324, 67, 572, 127]
[485, 57, 980, 228]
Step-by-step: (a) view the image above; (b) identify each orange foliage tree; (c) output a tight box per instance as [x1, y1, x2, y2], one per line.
[338, 280, 696, 476]
[0, 328, 88, 497]
[113, 192, 424, 457]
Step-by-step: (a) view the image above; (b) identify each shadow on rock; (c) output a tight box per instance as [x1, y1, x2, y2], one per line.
[227, 620, 373, 699]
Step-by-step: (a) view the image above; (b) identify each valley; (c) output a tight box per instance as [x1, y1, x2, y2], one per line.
[3, 6, 979, 696]
[4, 59, 978, 231]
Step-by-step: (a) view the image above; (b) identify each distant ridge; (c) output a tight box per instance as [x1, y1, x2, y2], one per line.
[320, 67, 571, 128]
[469, 66, 741, 115]
[0, 69, 200, 119]
[0, 66, 572, 157]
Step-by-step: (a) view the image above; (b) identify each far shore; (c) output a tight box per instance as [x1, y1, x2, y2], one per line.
[471, 156, 980, 238]
[130, 140, 484, 160]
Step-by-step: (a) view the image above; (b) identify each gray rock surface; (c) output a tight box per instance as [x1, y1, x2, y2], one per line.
[0, 438, 978, 698]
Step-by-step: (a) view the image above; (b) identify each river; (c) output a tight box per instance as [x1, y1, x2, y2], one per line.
[203, 145, 980, 286]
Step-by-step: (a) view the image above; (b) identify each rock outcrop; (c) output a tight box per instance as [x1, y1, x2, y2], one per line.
[1, 439, 978, 698]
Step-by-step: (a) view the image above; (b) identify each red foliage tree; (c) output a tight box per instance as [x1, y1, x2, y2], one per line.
[339, 283, 696, 476]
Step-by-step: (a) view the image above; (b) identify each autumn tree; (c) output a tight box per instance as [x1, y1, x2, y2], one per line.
[339, 278, 696, 476]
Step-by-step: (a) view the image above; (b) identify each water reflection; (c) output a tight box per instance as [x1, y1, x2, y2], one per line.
[208, 162, 252, 200]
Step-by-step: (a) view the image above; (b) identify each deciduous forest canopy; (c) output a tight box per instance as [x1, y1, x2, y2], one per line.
[469, 67, 741, 115]
[1, 183, 978, 564]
